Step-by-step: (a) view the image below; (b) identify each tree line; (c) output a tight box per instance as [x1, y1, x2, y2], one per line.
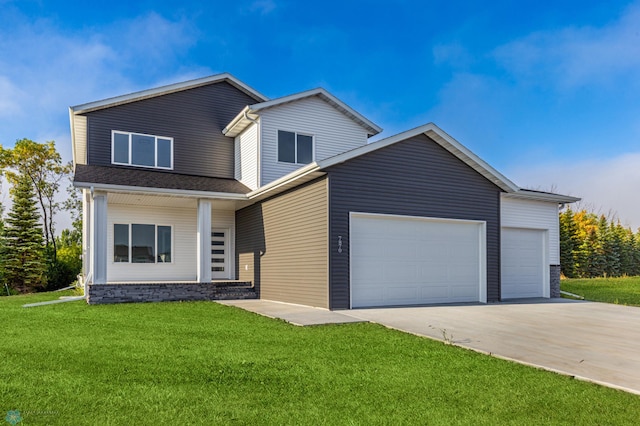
[560, 208, 640, 278]
[0, 138, 82, 295]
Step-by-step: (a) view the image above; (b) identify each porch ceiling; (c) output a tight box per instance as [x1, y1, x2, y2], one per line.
[107, 192, 243, 210]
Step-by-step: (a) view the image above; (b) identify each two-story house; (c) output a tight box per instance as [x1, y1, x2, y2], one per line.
[71, 73, 579, 308]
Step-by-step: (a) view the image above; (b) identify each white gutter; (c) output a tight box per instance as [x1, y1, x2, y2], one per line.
[246, 162, 322, 199]
[502, 191, 581, 204]
[74, 181, 249, 200]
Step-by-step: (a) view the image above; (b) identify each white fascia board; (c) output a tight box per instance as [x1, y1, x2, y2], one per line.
[502, 191, 581, 204]
[423, 126, 519, 193]
[222, 106, 259, 137]
[249, 88, 382, 136]
[72, 181, 249, 201]
[318, 123, 520, 193]
[71, 73, 267, 114]
[69, 107, 77, 166]
[246, 162, 324, 199]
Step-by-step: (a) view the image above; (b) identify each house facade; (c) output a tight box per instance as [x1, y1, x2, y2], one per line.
[71, 73, 579, 308]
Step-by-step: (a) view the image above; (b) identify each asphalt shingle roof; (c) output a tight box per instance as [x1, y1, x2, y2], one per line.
[74, 164, 251, 194]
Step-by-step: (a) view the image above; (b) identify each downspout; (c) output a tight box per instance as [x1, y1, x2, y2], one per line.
[244, 111, 260, 187]
[86, 186, 95, 289]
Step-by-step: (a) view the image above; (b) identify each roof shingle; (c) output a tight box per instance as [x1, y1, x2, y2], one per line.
[74, 164, 251, 194]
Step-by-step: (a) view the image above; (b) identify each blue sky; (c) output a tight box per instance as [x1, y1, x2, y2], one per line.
[1, 0, 639, 227]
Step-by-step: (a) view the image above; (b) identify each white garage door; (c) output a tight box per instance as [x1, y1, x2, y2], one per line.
[350, 214, 485, 308]
[501, 228, 545, 299]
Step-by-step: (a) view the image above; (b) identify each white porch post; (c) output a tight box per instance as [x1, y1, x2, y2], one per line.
[197, 199, 212, 282]
[91, 192, 108, 284]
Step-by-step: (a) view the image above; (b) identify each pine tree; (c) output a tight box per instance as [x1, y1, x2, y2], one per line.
[559, 208, 578, 278]
[2, 174, 46, 292]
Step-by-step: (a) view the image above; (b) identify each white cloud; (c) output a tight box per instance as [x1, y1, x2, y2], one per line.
[0, 13, 199, 147]
[0, 12, 200, 232]
[506, 152, 640, 229]
[494, 2, 640, 89]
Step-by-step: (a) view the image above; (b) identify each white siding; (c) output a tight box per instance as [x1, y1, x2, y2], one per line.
[259, 96, 369, 185]
[501, 196, 560, 264]
[234, 121, 259, 190]
[107, 204, 197, 282]
[74, 115, 87, 164]
[212, 209, 236, 279]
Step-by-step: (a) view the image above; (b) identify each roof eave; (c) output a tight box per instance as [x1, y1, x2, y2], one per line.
[69, 107, 77, 166]
[71, 73, 268, 115]
[318, 122, 519, 193]
[73, 181, 250, 200]
[246, 162, 324, 202]
[503, 190, 581, 204]
[222, 107, 258, 137]
[249, 88, 382, 137]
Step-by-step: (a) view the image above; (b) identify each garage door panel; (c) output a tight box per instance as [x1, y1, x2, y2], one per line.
[501, 228, 544, 299]
[384, 263, 418, 281]
[351, 215, 483, 308]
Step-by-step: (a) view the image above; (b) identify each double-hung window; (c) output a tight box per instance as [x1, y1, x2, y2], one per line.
[114, 224, 172, 263]
[277, 130, 313, 164]
[112, 131, 173, 169]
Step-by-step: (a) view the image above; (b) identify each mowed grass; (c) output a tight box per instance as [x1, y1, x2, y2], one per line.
[1, 293, 639, 425]
[562, 276, 640, 306]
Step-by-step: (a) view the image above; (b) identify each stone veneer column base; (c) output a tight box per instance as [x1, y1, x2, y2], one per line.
[550, 265, 561, 298]
[87, 282, 257, 304]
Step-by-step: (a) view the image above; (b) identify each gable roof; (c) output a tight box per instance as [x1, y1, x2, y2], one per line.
[248, 123, 580, 204]
[223, 88, 382, 137]
[319, 123, 520, 193]
[70, 73, 267, 114]
[69, 73, 267, 166]
[74, 164, 251, 198]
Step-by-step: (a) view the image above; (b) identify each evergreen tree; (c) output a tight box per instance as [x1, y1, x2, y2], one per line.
[559, 208, 578, 278]
[2, 174, 46, 292]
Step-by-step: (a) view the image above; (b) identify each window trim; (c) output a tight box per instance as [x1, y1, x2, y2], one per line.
[112, 223, 174, 264]
[276, 130, 315, 165]
[111, 130, 174, 170]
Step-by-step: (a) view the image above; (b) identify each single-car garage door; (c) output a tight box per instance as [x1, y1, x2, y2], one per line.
[350, 213, 486, 308]
[501, 228, 545, 299]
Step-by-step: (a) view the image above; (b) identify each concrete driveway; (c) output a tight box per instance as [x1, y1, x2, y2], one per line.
[346, 299, 640, 395]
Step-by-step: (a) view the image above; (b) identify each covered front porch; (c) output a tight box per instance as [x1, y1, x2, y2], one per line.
[82, 190, 253, 302]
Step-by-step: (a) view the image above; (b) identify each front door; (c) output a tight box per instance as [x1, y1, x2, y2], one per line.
[211, 228, 230, 279]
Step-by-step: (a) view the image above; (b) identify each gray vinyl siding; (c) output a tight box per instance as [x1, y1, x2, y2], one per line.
[84, 81, 259, 178]
[236, 177, 329, 308]
[327, 134, 502, 309]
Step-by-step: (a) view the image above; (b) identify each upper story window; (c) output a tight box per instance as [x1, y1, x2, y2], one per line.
[277, 130, 313, 164]
[112, 130, 173, 169]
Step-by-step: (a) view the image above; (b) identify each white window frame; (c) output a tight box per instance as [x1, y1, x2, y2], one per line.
[111, 130, 174, 170]
[113, 223, 174, 264]
[276, 130, 315, 165]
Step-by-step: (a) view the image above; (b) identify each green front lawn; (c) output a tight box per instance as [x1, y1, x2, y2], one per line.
[1, 293, 638, 425]
[561, 276, 640, 306]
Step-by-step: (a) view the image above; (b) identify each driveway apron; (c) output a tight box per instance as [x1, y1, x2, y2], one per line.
[346, 299, 640, 395]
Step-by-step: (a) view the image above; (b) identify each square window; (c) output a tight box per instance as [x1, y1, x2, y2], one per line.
[131, 134, 155, 167]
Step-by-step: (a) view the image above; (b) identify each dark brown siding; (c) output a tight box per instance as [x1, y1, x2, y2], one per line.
[84, 81, 258, 178]
[328, 134, 502, 309]
[236, 178, 329, 308]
